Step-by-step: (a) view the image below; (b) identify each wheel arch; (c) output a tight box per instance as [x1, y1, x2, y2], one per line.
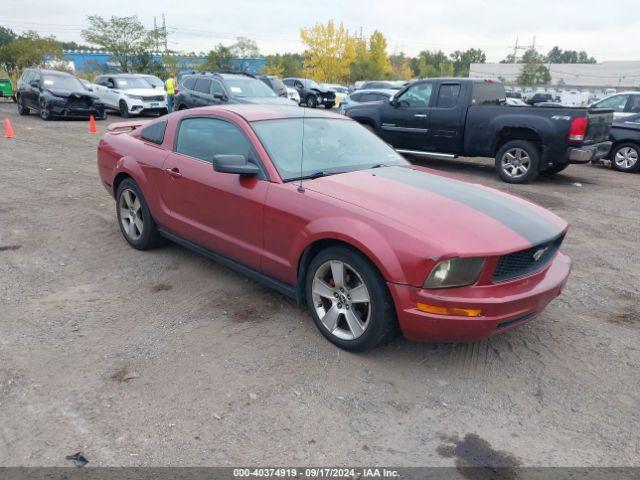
[295, 231, 402, 305]
[493, 126, 543, 156]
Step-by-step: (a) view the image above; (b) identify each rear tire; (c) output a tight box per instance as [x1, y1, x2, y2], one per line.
[305, 246, 398, 352]
[115, 179, 162, 250]
[610, 143, 640, 172]
[495, 140, 540, 183]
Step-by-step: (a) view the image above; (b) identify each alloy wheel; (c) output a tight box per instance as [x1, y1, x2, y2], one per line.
[311, 260, 371, 340]
[39, 100, 50, 120]
[614, 146, 638, 170]
[501, 148, 531, 178]
[119, 188, 144, 241]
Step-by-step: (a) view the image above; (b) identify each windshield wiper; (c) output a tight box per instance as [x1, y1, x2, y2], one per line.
[370, 163, 389, 169]
[286, 170, 336, 182]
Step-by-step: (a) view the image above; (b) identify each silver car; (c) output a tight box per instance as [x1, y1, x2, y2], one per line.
[337, 88, 396, 113]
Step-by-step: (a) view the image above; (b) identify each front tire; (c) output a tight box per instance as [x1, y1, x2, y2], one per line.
[119, 100, 130, 118]
[39, 99, 51, 121]
[115, 179, 162, 250]
[610, 143, 640, 172]
[305, 246, 398, 352]
[495, 140, 540, 183]
[17, 95, 29, 115]
[306, 95, 317, 108]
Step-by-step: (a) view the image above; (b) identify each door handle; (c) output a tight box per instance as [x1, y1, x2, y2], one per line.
[165, 167, 182, 178]
[414, 113, 427, 118]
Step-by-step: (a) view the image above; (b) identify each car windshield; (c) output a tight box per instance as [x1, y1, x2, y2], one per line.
[225, 78, 276, 97]
[42, 75, 84, 91]
[115, 77, 153, 89]
[302, 79, 321, 89]
[142, 76, 164, 88]
[252, 117, 408, 181]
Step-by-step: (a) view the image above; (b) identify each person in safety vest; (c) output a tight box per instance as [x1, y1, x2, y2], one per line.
[164, 73, 176, 113]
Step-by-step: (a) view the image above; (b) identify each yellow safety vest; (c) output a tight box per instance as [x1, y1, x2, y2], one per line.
[165, 78, 176, 95]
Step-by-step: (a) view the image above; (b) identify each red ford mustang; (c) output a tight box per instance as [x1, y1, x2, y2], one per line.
[97, 104, 571, 351]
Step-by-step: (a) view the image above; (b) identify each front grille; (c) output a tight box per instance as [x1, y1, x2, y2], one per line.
[143, 95, 164, 102]
[68, 98, 90, 109]
[492, 234, 564, 283]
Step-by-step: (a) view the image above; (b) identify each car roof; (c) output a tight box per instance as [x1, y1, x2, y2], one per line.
[188, 104, 347, 122]
[351, 88, 396, 94]
[30, 69, 73, 77]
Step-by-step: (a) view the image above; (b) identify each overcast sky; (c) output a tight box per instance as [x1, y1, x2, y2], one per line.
[3, 0, 638, 62]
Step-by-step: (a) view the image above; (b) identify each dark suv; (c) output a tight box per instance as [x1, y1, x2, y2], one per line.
[16, 68, 105, 121]
[282, 78, 335, 108]
[174, 72, 291, 110]
[257, 75, 288, 98]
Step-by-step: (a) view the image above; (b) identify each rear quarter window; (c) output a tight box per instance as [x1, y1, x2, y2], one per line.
[472, 82, 506, 106]
[182, 77, 197, 90]
[140, 121, 167, 145]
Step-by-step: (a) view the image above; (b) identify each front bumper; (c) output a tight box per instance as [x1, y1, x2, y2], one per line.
[387, 252, 571, 342]
[50, 105, 104, 118]
[127, 99, 168, 115]
[567, 141, 612, 163]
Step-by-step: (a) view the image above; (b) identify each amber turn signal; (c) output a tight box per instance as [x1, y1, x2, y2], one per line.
[416, 303, 482, 317]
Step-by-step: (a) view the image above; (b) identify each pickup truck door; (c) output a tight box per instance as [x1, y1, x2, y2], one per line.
[378, 81, 434, 151]
[429, 82, 465, 154]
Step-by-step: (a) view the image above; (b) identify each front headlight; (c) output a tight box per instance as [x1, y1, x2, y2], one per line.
[423, 257, 485, 289]
[125, 94, 143, 100]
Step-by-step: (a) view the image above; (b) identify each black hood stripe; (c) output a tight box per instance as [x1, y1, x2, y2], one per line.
[375, 167, 562, 245]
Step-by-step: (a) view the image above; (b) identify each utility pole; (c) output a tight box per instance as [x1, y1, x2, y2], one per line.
[162, 14, 167, 52]
[153, 17, 158, 51]
[513, 37, 519, 63]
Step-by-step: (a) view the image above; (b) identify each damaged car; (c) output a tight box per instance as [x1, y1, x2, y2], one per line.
[283, 77, 336, 108]
[16, 68, 106, 121]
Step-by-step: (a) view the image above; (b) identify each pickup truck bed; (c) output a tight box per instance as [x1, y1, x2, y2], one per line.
[345, 78, 614, 183]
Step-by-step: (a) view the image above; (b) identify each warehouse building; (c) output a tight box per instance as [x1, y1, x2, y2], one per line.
[469, 61, 640, 89]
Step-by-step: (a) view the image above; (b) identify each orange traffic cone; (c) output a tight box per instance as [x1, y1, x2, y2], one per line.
[4, 118, 14, 139]
[88, 115, 97, 134]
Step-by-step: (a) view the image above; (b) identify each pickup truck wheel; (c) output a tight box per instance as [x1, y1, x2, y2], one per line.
[305, 246, 398, 352]
[495, 140, 540, 183]
[541, 163, 570, 176]
[610, 143, 640, 172]
[115, 179, 162, 250]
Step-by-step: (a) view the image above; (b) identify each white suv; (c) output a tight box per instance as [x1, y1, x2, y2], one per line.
[93, 74, 167, 117]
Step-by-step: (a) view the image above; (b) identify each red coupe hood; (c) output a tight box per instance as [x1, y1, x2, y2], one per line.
[304, 165, 567, 257]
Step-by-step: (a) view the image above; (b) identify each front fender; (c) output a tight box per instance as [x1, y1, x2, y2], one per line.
[290, 216, 406, 285]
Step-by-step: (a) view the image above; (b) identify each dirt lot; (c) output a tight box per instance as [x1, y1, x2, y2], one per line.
[0, 101, 638, 468]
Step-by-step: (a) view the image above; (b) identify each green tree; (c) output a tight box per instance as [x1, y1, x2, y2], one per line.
[81, 15, 164, 72]
[201, 44, 234, 71]
[0, 31, 62, 78]
[263, 53, 303, 78]
[410, 50, 453, 78]
[0, 26, 16, 47]
[231, 37, 259, 58]
[449, 48, 486, 77]
[520, 48, 542, 63]
[518, 61, 551, 85]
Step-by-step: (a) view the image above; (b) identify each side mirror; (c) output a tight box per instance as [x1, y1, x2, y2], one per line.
[213, 154, 260, 176]
[30, 80, 40, 88]
[213, 92, 227, 101]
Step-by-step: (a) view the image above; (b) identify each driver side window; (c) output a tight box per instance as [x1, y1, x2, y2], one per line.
[396, 82, 433, 108]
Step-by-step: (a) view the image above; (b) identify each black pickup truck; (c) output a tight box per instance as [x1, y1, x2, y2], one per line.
[345, 78, 613, 183]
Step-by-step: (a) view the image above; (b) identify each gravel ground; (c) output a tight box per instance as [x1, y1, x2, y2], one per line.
[0, 102, 638, 468]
